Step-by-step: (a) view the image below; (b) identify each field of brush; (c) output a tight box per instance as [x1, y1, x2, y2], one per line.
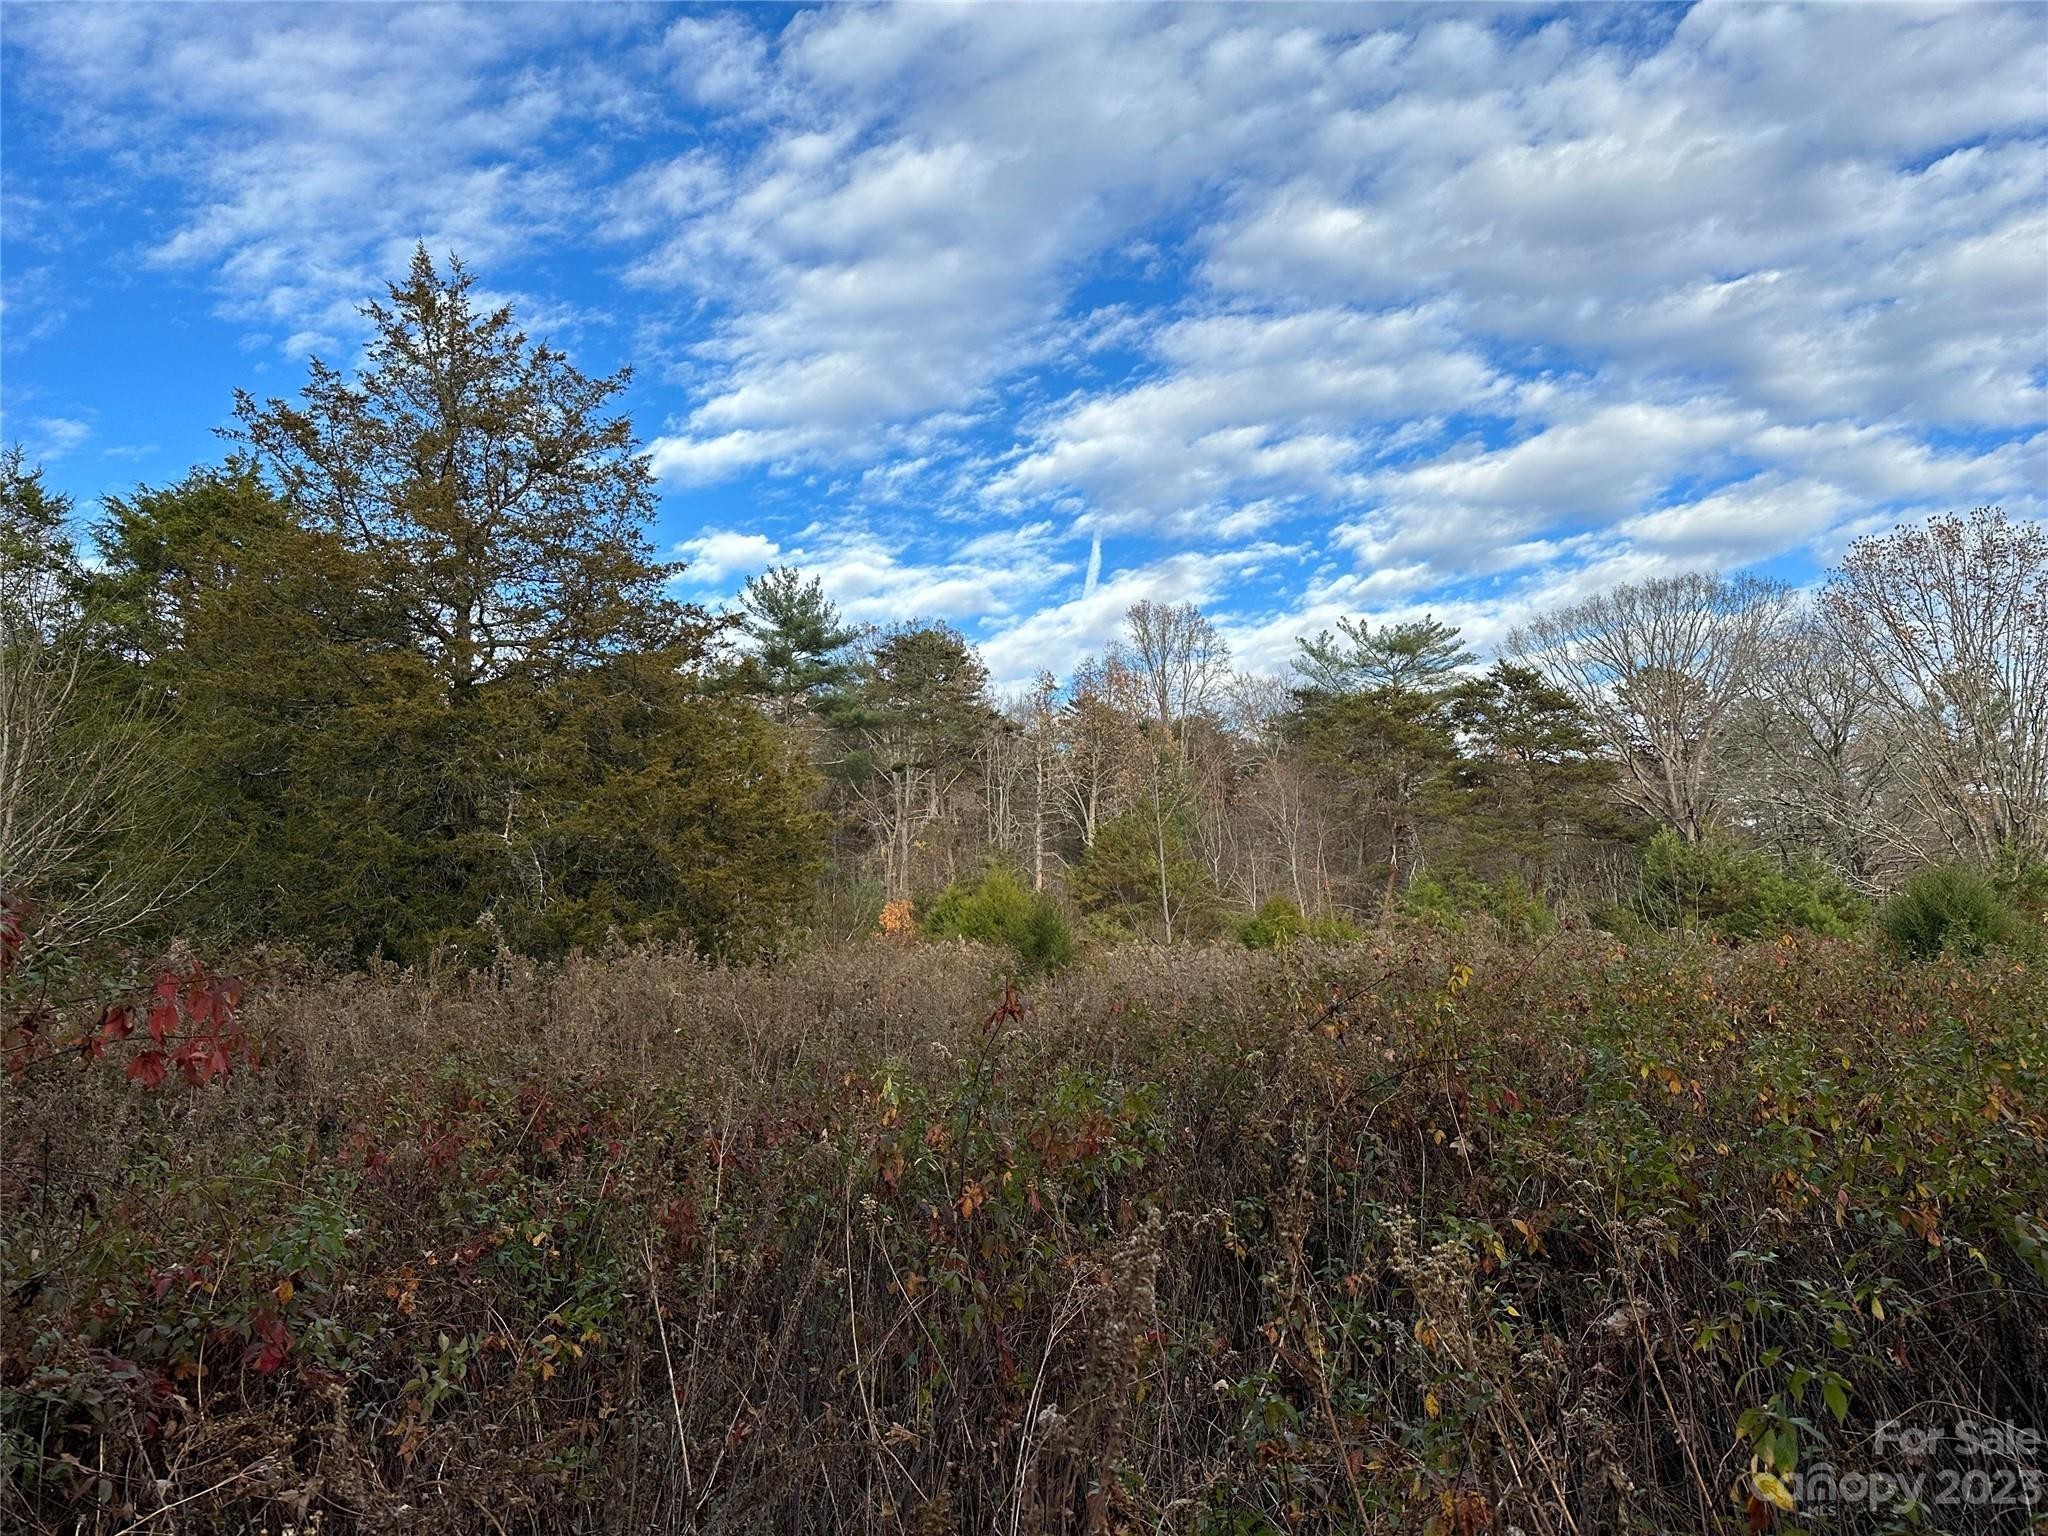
[4, 934, 2046, 1534]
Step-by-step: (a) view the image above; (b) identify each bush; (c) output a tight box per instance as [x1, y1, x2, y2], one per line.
[1235, 895, 1362, 948]
[1636, 829, 1863, 941]
[1400, 871, 1557, 941]
[920, 865, 1075, 975]
[1994, 852, 2048, 930]
[1879, 864, 2027, 960]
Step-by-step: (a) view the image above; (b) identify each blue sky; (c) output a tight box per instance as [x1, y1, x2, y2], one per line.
[3, 1, 2044, 685]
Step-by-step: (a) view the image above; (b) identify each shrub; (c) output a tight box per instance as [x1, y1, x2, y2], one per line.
[1068, 805, 1223, 942]
[919, 865, 1075, 975]
[1235, 896, 1362, 948]
[1636, 829, 1863, 941]
[1400, 871, 1557, 941]
[1994, 852, 2048, 930]
[1879, 864, 2026, 960]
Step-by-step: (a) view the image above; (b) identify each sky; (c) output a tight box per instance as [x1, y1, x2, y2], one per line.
[3, 1, 2044, 687]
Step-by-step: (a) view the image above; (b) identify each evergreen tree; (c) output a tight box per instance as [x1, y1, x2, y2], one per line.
[1290, 685, 1459, 919]
[1069, 803, 1219, 942]
[1294, 614, 1474, 698]
[1289, 615, 1472, 917]
[740, 565, 857, 722]
[232, 246, 671, 694]
[1, 446, 79, 633]
[1445, 662, 1628, 891]
[83, 251, 823, 961]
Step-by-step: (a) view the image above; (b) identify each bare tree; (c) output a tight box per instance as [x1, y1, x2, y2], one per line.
[1746, 611, 1906, 887]
[1059, 652, 1143, 852]
[1122, 600, 1231, 751]
[1232, 673, 1342, 913]
[2, 456, 184, 966]
[1822, 507, 2048, 864]
[1116, 602, 1233, 942]
[1511, 572, 1795, 843]
[1017, 672, 1063, 891]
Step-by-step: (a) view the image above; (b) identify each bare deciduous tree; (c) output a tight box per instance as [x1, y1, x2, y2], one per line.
[1, 541, 182, 967]
[1746, 611, 1905, 887]
[1059, 652, 1143, 852]
[1510, 572, 1795, 844]
[1822, 507, 2048, 864]
[1122, 600, 1231, 751]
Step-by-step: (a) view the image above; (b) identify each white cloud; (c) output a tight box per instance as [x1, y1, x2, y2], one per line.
[673, 516, 1077, 640]
[4, 4, 647, 347]
[674, 530, 783, 586]
[990, 304, 1505, 531]
[977, 543, 1294, 689]
[24, 416, 90, 461]
[5, 0, 2042, 682]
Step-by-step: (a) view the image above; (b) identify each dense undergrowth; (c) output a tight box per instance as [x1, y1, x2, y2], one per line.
[3, 935, 2045, 1534]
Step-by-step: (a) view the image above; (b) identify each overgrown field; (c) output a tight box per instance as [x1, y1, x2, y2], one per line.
[4, 936, 2045, 1534]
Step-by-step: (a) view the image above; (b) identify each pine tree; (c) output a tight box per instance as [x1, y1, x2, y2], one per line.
[740, 565, 857, 723]
[1294, 614, 1474, 698]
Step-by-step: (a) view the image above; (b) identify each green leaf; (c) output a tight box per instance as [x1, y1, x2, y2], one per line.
[1823, 1377, 1849, 1423]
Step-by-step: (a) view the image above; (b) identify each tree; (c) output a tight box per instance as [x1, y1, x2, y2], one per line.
[981, 672, 1064, 891]
[1510, 573, 1794, 844]
[1123, 599, 1231, 752]
[1286, 614, 1473, 919]
[0, 446, 77, 635]
[1290, 683, 1458, 920]
[232, 245, 669, 698]
[1294, 614, 1474, 697]
[1822, 507, 2048, 865]
[85, 462, 442, 956]
[739, 566, 857, 724]
[86, 252, 824, 961]
[1058, 652, 1143, 854]
[2, 453, 183, 968]
[1746, 612, 1903, 888]
[1446, 662, 1627, 894]
[829, 624, 994, 900]
[1111, 602, 1233, 941]
[1069, 803, 1219, 942]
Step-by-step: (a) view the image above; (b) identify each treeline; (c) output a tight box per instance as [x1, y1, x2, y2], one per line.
[751, 507, 2046, 957]
[4, 250, 2045, 971]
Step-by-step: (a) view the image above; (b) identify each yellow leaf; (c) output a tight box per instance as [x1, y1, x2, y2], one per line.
[1423, 1390, 1441, 1419]
[1751, 1471, 1796, 1512]
[274, 1278, 294, 1305]
[1869, 1296, 1884, 1321]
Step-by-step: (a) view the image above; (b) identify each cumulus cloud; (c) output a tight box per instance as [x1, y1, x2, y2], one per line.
[3, 3, 647, 345]
[4, 1, 2042, 677]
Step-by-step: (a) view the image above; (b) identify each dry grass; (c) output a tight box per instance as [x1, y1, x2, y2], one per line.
[5, 933, 2046, 1533]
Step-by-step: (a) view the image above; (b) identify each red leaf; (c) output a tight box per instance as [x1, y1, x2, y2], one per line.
[125, 1051, 167, 1090]
[98, 1004, 135, 1043]
[247, 1317, 291, 1374]
[147, 998, 179, 1044]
